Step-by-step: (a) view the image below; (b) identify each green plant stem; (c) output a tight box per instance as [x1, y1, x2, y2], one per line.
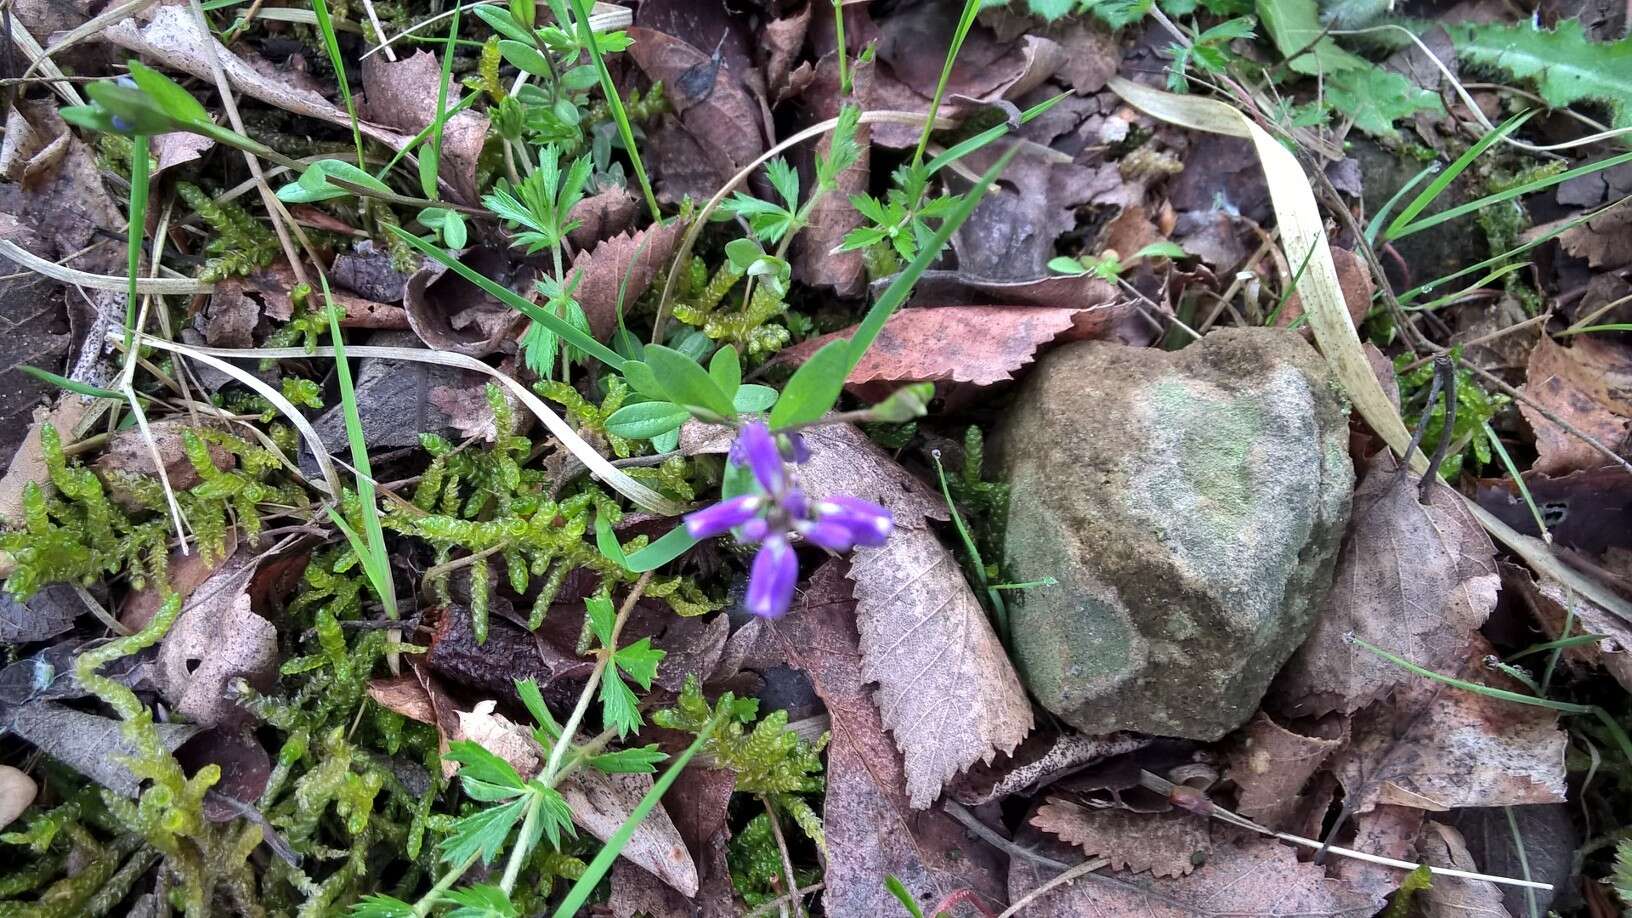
[498, 792, 543, 895]
[310, 0, 366, 168]
[569, 0, 659, 221]
[541, 572, 653, 783]
[411, 852, 480, 918]
[833, 0, 850, 96]
[124, 134, 150, 351]
[909, 0, 980, 170]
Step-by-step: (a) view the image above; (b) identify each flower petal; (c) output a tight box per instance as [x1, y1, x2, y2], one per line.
[799, 520, 854, 552]
[745, 537, 798, 618]
[817, 496, 894, 547]
[731, 421, 785, 494]
[684, 495, 761, 539]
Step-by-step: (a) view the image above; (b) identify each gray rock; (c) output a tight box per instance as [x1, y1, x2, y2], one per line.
[995, 328, 1353, 739]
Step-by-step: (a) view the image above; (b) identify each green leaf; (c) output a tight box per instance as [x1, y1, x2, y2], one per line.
[1326, 67, 1444, 139]
[446, 740, 527, 792]
[613, 638, 665, 689]
[350, 894, 417, 918]
[766, 157, 801, 211]
[441, 796, 527, 866]
[643, 344, 737, 420]
[474, 3, 533, 41]
[599, 667, 643, 737]
[885, 876, 927, 918]
[1025, 0, 1076, 19]
[868, 382, 934, 423]
[585, 594, 616, 648]
[83, 81, 175, 134]
[604, 401, 688, 439]
[19, 365, 125, 400]
[551, 707, 726, 918]
[594, 512, 631, 571]
[733, 384, 778, 413]
[620, 361, 666, 400]
[588, 744, 668, 773]
[443, 884, 518, 918]
[724, 237, 765, 272]
[621, 525, 698, 572]
[515, 678, 561, 741]
[1386, 110, 1532, 241]
[498, 39, 554, 78]
[127, 60, 208, 124]
[709, 345, 742, 399]
[1047, 256, 1088, 276]
[530, 782, 577, 850]
[1255, 0, 1367, 74]
[280, 159, 393, 204]
[1084, 0, 1154, 29]
[770, 339, 850, 429]
[1451, 19, 1632, 128]
[1132, 241, 1188, 260]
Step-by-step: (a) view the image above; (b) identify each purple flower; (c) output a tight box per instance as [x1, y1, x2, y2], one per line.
[746, 537, 797, 618]
[682, 421, 896, 618]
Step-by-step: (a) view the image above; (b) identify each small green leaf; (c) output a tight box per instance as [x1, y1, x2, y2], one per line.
[588, 744, 668, 773]
[443, 884, 518, 918]
[613, 638, 664, 689]
[604, 401, 689, 439]
[279, 159, 393, 203]
[128, 60, 209, 124]
[599, 667, 643, 737]
[620, 361, 666, 400]
[441, 796, 527, 866]
[442, 211, 468, 249]
[446, 740, 527, 792]
[868, 382, 934, 423]
[498, 39, 554, 77]
[350, 894, 417, 918]
[83, 81, 175, 133]
[769, 339, 849, 429]
[531, 783, 577, 850]
[621, 525, 698, 573]
[733, 384, 778, 413]
[1047, 256, 1087, 276]
[515, 678, 561, 741]
[724, 237, 764, 271]
[643, 344, 737, 420]
[594, 511, 631, 570]
[885, 876, 927, 918]
[1132, 241, 1187, 260]
[585, 594, 616, 648]
[709, 345, 742, 399]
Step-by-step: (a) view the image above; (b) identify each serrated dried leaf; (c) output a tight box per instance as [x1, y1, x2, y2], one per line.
[1008, 830, 1382, 917]
[1030, 798, 1210, 878]
[567, 219, 687, 339]
[777, 306, 1082, 388]
[796, 426, 1031, 807]
[1332, 637, 1568, 813]
[1519, 334, 1632, 476]
[768, 564, 1006, 918]
[626, 28, 766, 183]
[1275, 456, 1499, 717]
[1225, 713, 1343, 829]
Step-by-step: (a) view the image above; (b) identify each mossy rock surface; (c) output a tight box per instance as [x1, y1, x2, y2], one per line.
[995, 328, 1354, 739]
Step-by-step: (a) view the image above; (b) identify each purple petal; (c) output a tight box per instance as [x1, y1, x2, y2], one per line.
[817, 496, 894, 547]
[731, 422, 785, 494]
[780, 488, 810, 520]
[684, 495, 762, 539]
[783, 432, 811, 465]
[798, 520, 854, 552]
[745, 537, 798, 618]
[740, 517, 770, 542]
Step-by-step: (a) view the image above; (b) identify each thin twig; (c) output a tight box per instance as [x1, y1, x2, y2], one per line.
[996, 857, 1109, 918]
[742, 884, 825, 918]
[761, 796, 805, 918]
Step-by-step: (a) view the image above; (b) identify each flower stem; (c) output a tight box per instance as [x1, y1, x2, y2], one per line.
[411, 851, 479, 917]
[540, 571, 654, 783]
[498, 792, 544, 895]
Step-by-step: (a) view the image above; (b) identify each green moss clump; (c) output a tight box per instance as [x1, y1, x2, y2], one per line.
[175, 183, 279, 283]
[672, 258, 792, 358]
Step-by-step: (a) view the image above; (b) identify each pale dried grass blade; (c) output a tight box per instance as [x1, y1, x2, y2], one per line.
[0, 239, 214, 295]
[3, 14, 82, 106]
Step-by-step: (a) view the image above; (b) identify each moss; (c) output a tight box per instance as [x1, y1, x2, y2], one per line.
[175, 183, 279, 283]
[672, 258, 793, 358]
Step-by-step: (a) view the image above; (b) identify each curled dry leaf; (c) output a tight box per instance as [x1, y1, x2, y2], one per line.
[651, 614, 730, 692]
[1520, 334, 1632, 476]
[105, 7, 413, 151]
[776, 306, 1083, 389]
[953, 730, 1150, 807]
[200, 283, 258, 348]
[4, 701, 200, 798]
[567, 186, 638, 251]
[1224, 712, 1343, 829]
[367, 664, 462, 776]
[1008, 830, 1382, 917]
[1331, 635, 1568, 813]
[0, 765, 36, 831]
[1559, 204, 1632, 269]
[1275, 455, 1500, 717]
[890, 269, 1126, 341]
[568, 219, 687, 339]
[457, 700, 543, 776]
[1476, 467, 1632, 557]
[768, 563, 1007, 918]
[404, 248, 528, 357]
[762, 5, 810, 101]
[243, 263, 409, 329]
[360, 51, 489, 203]
[1030, 798, 1210, 878]
[1419, 822, 1514, 918]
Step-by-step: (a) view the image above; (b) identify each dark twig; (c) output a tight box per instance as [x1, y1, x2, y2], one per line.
[1419, 355, 1458, 501]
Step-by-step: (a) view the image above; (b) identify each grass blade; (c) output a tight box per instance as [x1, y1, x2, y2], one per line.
[421, 3, 461, 199]
[910, 0, 982, 168]
[1384, 110, 1533, 242]
[20, 365, 126, 400]
[550, 711, 722, 918]
[310, 0, 366, 167]
[1391, 146, 1632, 240]
[568, 0, 659, 221]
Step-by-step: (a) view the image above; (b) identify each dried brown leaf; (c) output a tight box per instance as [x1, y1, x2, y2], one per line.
[1332, 638, 1568, 813]
[567, 186, 638, 250]
[0, 584, 81, 644]
[1333, 804, 1424, 900]
[1420, 822, 1514, 918]
[560, 770, 700, 897]
[796, 425, 1031, 807]
[361, 51, 489, 203]
[776, 306, 1082, 389]
[893, 269, 1127, 340]
[651, 614, 729, 692]
[567, 219, 687, 339]
[1520, 334, 1632, 475]
[763, 6, 810, 99]
[627, 28, 766, 182]
[122, 528, 240, 631]
[245, 262, 409, 329]
[1007, 831, 1381, 917]
[1275, 456, 1500, 716]
[404, 248, 527, 357]
[1560, 204, 1632, 268]
[768, 564, 1007, 917]
[1225, 713, 1343, 828]
[151, 131, 214, 177]
[4, 701, 199, 798]
[1030, 798, 1210, 878]
[952, 145, 1107, 281]
[952, 731, 1150, 807]
[94, 418, 231, 500]
[158, 554, 277, 729]
[1505, 564, 1632, 693]
[0, 765, 36, 831]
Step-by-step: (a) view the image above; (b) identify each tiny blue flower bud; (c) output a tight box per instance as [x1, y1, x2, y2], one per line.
[745, 536, 797, 618]
[684, 495, 761, 539]
[782, 431, 811, 464]
[817, 496, 893, 547]
[731, 421, 785, 494]
[111, 115, 134, 133]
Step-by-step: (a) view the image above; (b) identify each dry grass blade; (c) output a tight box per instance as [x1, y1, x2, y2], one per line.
[2, 15, 81, 106]
[0, 239, 213, 295]
[23, 0, 160, 85]
[1106, 77, 1632, 629]
[166, 342, 685, 516]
